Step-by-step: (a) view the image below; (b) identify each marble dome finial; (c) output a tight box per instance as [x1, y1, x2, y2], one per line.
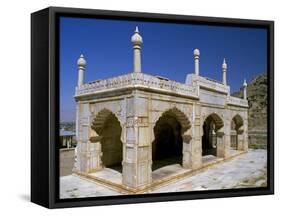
[193, 48, 200, 57]
[131, 26, 143, 45]
[77, 54, 86, 67]
[222, 58, 227, 69]
[135, 26, 139, 33]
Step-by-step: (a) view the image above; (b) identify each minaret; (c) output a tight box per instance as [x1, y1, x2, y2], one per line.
[243, 79, 247, 100]
[131, 26, 143, 73]
[77, 54, 86, 87]
[194, 49, 200, 76]
[222, 58, 227, 85]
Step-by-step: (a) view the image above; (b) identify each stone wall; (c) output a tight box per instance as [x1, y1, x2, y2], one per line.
[60, 148, 75, 176]
[248, 130, 267, 149]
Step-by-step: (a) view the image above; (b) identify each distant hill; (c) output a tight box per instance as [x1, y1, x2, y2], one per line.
[232, 73, 267, 148]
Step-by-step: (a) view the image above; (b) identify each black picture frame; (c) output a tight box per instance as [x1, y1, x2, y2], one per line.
[31, 6, 274, 209]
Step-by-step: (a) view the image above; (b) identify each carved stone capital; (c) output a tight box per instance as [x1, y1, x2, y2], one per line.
[182, 134, 192, 143]
[237, 129, 244, 135]
[89, 136, 103, 143]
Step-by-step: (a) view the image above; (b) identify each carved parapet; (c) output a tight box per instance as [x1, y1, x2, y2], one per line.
[227, 96, 248, 107]
[186, 74, 230, 94]
[75, 72, 198, 99]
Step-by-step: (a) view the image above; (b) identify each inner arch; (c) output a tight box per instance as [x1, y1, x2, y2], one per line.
[202, 113, 224, 156]
[152, 108, 190, 171]
[231, 114, 244, 150]
[91, 109, 123, 172]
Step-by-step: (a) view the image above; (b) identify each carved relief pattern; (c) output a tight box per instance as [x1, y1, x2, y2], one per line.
[126, 116, 148, 127]
[228, 96, 248, 107]
[76, 72, 198, 98]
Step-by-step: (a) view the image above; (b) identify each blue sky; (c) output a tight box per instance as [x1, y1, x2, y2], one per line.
[60, 17, 267, 122]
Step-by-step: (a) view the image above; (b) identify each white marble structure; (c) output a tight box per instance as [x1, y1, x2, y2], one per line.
[73, 27, 248, 190]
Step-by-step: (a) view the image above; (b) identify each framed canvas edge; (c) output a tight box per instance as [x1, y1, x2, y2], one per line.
[32, 6, 274, 209]
[31, 8, 51, 208]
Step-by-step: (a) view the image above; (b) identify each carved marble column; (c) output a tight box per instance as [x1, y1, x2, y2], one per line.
[243, 118, 249, 151]
[216, 129, 225, 158]
[243, 134, 249, 151]
[223, 117, 231, 158]
[74, 103, 90, 173]
[189, 104, 202, 169]
[87, 135, 103, 172]
[237, 121, 248, 151]
[182, 133, 192, 169]
[122, 95, 152, 189]
[74, 103, 103, 173]
[237, 128, 244, 151]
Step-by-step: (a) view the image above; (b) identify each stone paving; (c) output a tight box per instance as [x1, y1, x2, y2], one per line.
[60, 149, 267, 198]
[60, 174, 120, 199]
[153, 149, 267, 193]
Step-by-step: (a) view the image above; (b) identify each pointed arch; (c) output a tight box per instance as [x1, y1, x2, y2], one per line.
[203, 113, 224, 131]
[231, 114, 244, 150]
[91, 108, 121, 135]
[202, 113, 224, 157]
[156, 107, 191, 134]
[91, 108, 123, 172]
[152, 107, 191, 171]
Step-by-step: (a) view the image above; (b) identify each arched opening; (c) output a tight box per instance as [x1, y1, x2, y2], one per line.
[231, 114, 244, 150]
[91, 109, 123, 173]
[152, 114, 182, 170]
[152, 108, 190, 171]
[202, 113, 224, 157]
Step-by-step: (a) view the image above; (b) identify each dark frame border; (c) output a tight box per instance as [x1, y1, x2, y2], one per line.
[31, 6, 274, 209]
